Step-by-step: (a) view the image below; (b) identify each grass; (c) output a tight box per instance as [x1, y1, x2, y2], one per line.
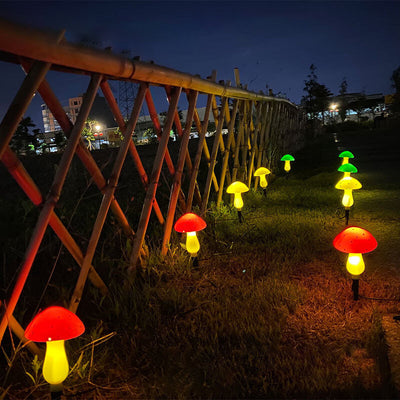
[1, 125, 400, 398]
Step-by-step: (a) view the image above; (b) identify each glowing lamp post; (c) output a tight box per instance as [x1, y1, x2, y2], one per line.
[335, 176, 362, 225]
[174, 213, 206, 266]
[254, 167, 271, 196]
[25, 306, 84, 397]
[338, 163, 358, 178]
[280, 154, 294, 174]
[226, 181, 249, 223]
[333, 226, 377, 300]
[339, 150, 354, 165]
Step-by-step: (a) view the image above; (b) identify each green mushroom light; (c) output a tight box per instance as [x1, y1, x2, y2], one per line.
[280, 154, 294, 173]
[339, 150, 354, 165]
[338, 163, 358, 178]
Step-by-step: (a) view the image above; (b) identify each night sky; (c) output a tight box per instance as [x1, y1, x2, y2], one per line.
[0, 0, 399, 130]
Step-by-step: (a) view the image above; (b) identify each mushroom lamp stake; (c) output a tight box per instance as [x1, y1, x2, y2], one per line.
[335, 176, 362, 225]
[226, 181, 249, 223]
[25, 306, 85, 387]
[280, 154, 295, 173]
[174, 213, 206, 265]
[254, 167, 271, 196]
[333, 226, 377, 300]
[339, 150, 354, 165]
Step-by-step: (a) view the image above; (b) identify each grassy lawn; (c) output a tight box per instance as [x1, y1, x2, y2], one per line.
[2, 126, 400, 399]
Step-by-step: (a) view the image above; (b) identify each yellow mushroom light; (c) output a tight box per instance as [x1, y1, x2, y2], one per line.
[254, 167, 271, 195]
[335, 176, 362, 208]
[335, 176, 362, 225]
[226, 181, 249, 223]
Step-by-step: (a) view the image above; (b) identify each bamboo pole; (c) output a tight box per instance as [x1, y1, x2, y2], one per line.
[69, 83, 148, 313]
[145, 88, 186, 211]
[186, 92, 214, 212]
[192, 101, 218, 193]
[0, 60, 51, 159]
[216, 99, 240, 205]
[20, 61, 135, 238]
[0, 18, 297, 108]
[231, 100, 245, 183]
[247, 102, 263, 188]
[0, 27, 65, 159]
[1, 149, 108, 295]
[144, 89, 176, 176]
[161, 90, 198, 255]
[261, 102, 275, 168]
[0, 75, 102, 343]
[0, 301, 44, 358]
[129, 87, 182, 271]
[254, 102, 270, 189]
[211, 95, 227, 157]
[100, 80, 164, 225]
[239, 101, 253, 182]
[201, 97, 228, 214]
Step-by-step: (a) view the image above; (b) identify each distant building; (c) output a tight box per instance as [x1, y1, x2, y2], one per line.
[40, 100, 217, 151]
[327, 92, 387, 123]
[41, 94, 116, 133]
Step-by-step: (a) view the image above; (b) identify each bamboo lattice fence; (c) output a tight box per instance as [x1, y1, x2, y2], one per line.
[0, 19, 304, 352]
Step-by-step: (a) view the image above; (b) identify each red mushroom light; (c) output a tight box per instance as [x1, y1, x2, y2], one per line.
[25, 306, 85, 386]
[174, 213, 206, 258]
[333, 226, 377, 300]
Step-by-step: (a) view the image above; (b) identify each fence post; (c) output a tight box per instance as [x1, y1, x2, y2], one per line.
[129, 87, 182, 271]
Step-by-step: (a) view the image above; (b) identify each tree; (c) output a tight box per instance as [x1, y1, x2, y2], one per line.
[81, 118, 98, 150]
[54, 130, 67, 151]
[10, 116, 36, 155]
[390, 66, 400, 113]
[338, 78, 348, 122]
[301, 64, 332, 123]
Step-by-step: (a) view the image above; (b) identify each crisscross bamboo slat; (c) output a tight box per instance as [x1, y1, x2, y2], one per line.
[0, 19, 304, 351]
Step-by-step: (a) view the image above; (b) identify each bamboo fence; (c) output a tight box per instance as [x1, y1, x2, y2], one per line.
[0, 19, 304, 351]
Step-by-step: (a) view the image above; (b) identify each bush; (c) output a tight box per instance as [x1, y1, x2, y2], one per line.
[325, 120, 374, 133]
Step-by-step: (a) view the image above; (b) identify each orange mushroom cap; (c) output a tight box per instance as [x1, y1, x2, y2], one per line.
[25, 306, 85, 342]
[174, 213, 206, 233]
[333, 226, 377, 254]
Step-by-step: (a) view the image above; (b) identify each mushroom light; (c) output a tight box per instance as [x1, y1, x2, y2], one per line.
[25, 306, 85, 386]
[338, 163, 358, 178]
[174, 213, 206, 263]
[254, 167, 271, 196]
[226, 181, 249, 223]
[335, 176, 362, 225]
[280, 154, 294, 172]
[333, 226, 377, 300]
[339, 150, 354, 165]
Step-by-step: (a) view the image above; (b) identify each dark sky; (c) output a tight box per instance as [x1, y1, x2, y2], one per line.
[0, 0, 399, 130]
